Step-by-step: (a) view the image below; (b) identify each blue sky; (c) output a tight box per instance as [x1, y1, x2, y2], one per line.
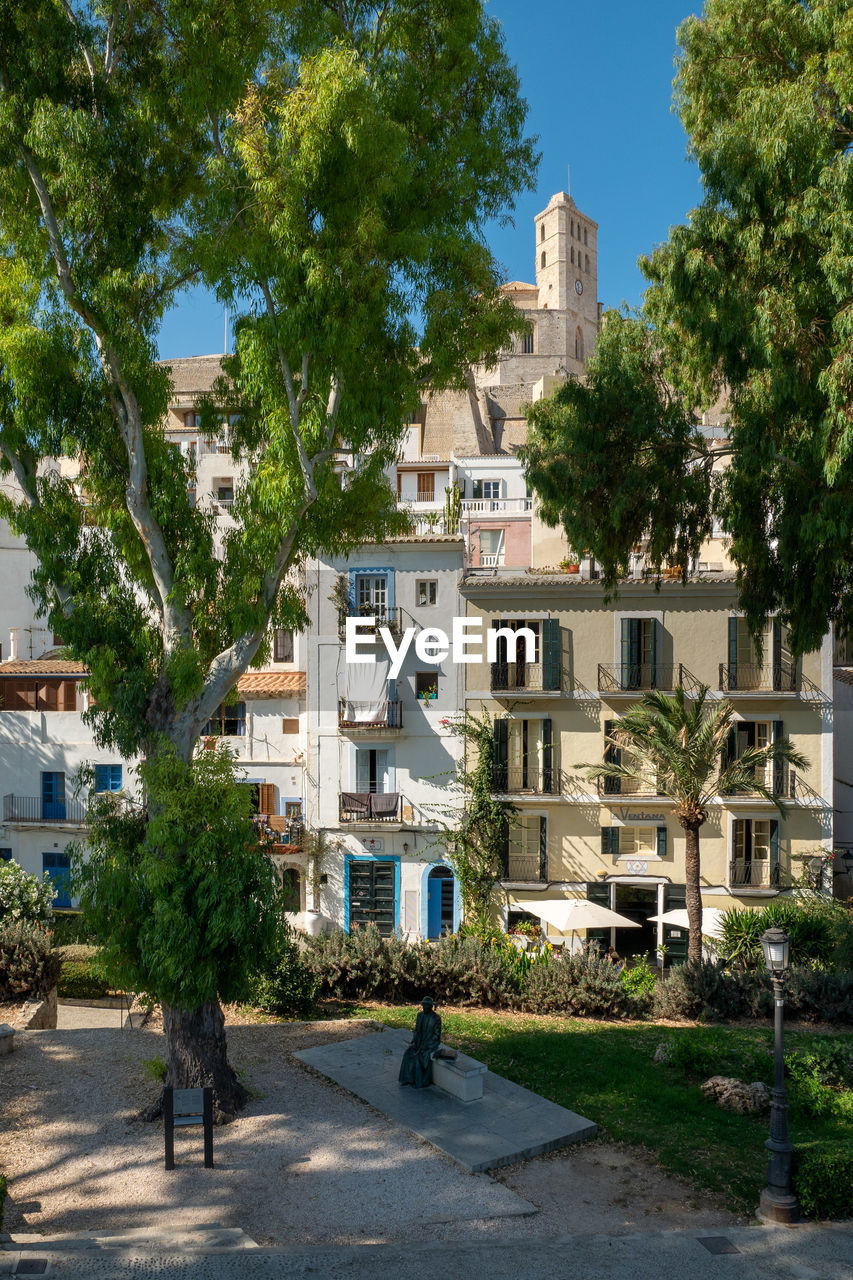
[157, 0, 703, 360]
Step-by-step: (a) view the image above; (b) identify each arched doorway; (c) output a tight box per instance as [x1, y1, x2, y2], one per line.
[426, 865, 455, 939]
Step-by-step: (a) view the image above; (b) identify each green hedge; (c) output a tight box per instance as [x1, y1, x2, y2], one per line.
[57, 957, 110, 999]
[653, 961, 853, 1024]
[794, 1141, 853, 1220]
[51, 912, 98, 947]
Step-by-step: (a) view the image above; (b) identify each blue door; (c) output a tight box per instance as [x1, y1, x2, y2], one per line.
[42, 772, 66, 820]
[42, 851, 72, 907]
[427, 866, 454, 939]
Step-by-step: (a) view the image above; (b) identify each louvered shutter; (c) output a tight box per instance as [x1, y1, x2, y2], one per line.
[539, 816, 548, 881]
[258, 783, 275, 815]
[728, 617, 738, 690]
[650, 619, 662, 688]
[772, 620, 782, 690]
[656, 826, 668, 858]
[542, 718, 553, 793]
[600, 828, 619, 859]
[493, 718, 508, 791]
[769, 820, 780, 884]
[541, 618, 561, 689]
[772, 720, 785, 797]
[603, 719, 621, 794]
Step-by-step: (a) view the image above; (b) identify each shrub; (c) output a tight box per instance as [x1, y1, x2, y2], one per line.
[794, 1141, 853, 1220]
[0, 923, 61, 1000]
[719, 901, 835, 970]
[522, 949, 639, 1017]
[620, 953, 657, 1001]
[51, 912, 98, 947]
[652, 961, 771, 1021]
[305, 926, 520, 1006]
[783, 967, 853, 1023]
[142, 1056, 167, 1083]
[0, 861, 54, 927]
[248, 927, 318, 1018]
[57, 956, 110, 999]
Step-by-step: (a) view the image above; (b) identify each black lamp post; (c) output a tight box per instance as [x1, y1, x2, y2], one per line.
[758, 927, 799, 1224]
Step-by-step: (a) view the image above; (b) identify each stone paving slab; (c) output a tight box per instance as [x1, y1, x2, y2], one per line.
[294, 1027, 597, 1172]
[2, 1226, 852, 1280]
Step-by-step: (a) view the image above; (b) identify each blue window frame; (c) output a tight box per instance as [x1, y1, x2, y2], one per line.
[42, 851, 71, 908]
[94, 764, 122, 793]
[42, 771, 66, 820]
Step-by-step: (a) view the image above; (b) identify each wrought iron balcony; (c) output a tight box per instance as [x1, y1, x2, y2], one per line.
[502, 852, 547, 882]
[490, 661, 562, 693]
[492, 766, 561, 796]
[718, 662, 798, 693]
[339, 792, 402, 823]
[338, 606, 403, 639]
[597, 664, 680, 693]
[3, 794, 88, 824]
[728, 860, 789, 890]
[338, 699, 403, 730]
[596, 775, 662, 798]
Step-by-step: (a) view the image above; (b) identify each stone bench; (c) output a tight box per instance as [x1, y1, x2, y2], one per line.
[431, 1048, 487, 1102]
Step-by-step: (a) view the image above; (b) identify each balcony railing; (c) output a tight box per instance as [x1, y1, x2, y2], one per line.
[339, 792, 401, 823]
[597, 664, 681, 693]
[492, 766, 561, 795]
[597, 775, 661, 798]
[461, 498, 533, 514]
[728, 859, 789, 890]
[3, 794, 88, 824]
[502, 852, 546, 882]
[259, 816, 304, 847]
[480, 553, 504, 567]
[338, 699, 403, 730]
[338, 606, 403, 639]
[491, 662, 562, 693]
[718, 662, 798, 692]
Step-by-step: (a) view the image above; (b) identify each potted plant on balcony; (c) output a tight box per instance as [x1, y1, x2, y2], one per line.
[560, 557, 580, 574]
[418, 679, 438, 703]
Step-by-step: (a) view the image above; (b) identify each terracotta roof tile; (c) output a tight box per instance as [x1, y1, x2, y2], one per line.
[0, 659, 87, 675]
[237, 671, 306, 698]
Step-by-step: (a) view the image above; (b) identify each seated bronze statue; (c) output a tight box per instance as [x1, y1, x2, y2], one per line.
[399, 996, 444, 1088]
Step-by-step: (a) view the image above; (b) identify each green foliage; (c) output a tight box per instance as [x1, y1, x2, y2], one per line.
[436, 712, 516, 933]
[521, 314, 712, 583]
[0, 860, 54, 927]
[719, 902, 836, 970]
[522, 949, 641, 1018]
[305, 925, 520, 1006]
[661, 1027, 772, 1084]
[621, 954, 658, 1001]
[57, 956, 110, 1000]
[247, 907, 318, 1018]
[0, 923, 61, 1000]
[794, 1142, 853, 1220]
[51, 912, 98, 946]
[73, 745, 278, 1010]
[653, 960, 853, 1024]
[142, 1056, 168, 1084]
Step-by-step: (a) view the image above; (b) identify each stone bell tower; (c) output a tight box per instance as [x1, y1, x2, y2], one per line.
[533, 190, 599, 369]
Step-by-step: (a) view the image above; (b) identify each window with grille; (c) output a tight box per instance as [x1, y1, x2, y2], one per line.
[94, 764, 122, 792]
[416, 580, 437, 607]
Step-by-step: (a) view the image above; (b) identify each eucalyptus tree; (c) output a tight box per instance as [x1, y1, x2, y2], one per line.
[523, 0, 853, 656]
[582, 688, 806, 963]
[0, 0, 537, 1114]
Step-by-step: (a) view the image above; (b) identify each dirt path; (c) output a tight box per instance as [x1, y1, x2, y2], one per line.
[0, 1015, 740, 1244]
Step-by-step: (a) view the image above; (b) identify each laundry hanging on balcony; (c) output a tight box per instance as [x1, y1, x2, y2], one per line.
[342, 654, 390, 723]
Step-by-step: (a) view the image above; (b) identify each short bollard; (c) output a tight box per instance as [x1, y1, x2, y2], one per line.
[163, 1086, 214, 1169]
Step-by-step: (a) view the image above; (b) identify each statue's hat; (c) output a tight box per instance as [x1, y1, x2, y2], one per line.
[420, 996, 435, 1007]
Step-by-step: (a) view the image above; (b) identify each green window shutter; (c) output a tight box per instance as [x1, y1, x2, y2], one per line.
[772, 720, 785, 797]
[666, 883, 687, 911]
[620, 618, 631, 688]
[472, 479, 483, 499]
[728, 617, 739, 690]
[499, 810, 509, 877]
[769, 820, 780, 884]
[542, 718, 553, 793]
[541, 618, 561, 689]
[588, 878, 611, 905]
[539, 816, 548, 881]
[493, 718, 508, 790]
[650, 618, 662, 688]
[772, 620, 782, 690]
[656, 826, 668, 858]
[600, 828, 619, 860]
[603, 719, 621, 794]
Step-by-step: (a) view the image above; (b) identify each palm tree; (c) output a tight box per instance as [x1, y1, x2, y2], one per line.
[582, 687, 808, 963]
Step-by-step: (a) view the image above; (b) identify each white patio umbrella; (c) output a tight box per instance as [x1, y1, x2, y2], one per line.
[520, 897, 641, 946]
[648, 907, 726, 940]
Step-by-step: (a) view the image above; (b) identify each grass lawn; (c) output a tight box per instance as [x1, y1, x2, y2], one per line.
[328, 1002, 853, 1215]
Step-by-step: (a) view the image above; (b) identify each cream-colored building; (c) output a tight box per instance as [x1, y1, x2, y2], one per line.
[461, 570, 833, 960]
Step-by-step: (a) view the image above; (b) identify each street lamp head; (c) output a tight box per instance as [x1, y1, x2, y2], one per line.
[760, 927, 790, 974]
